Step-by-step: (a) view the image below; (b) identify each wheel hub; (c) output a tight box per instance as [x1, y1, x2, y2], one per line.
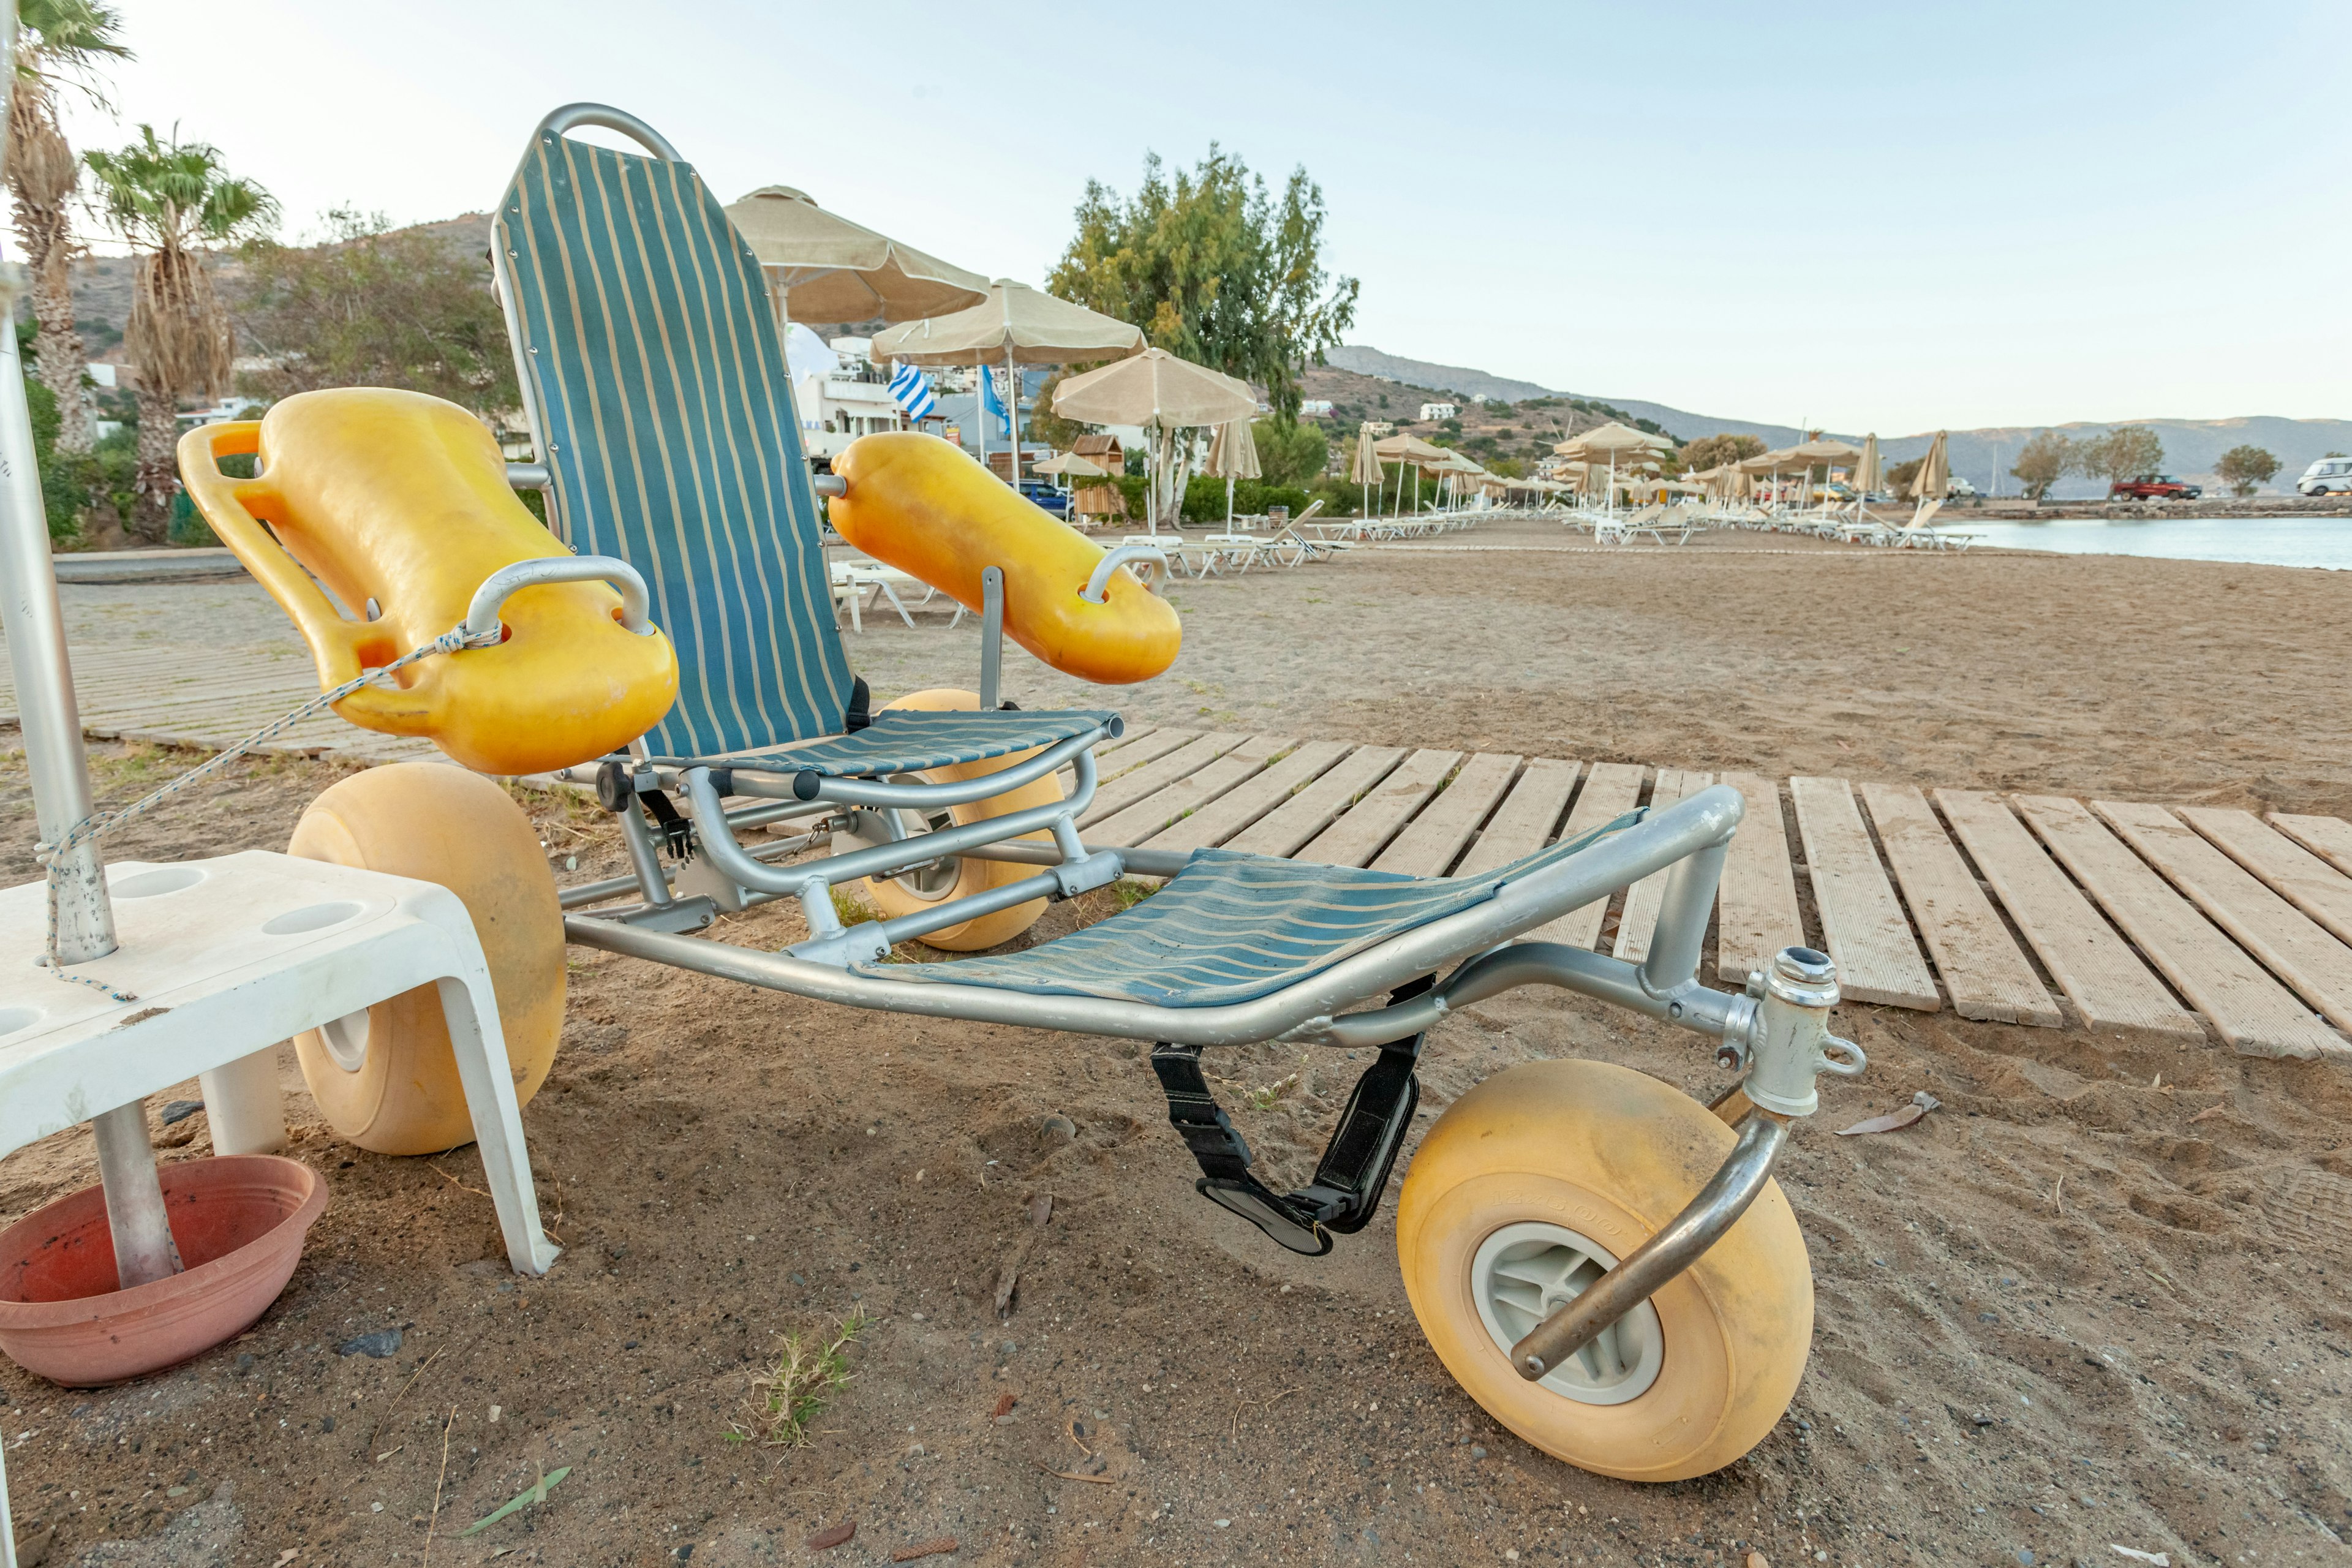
[1469, 1221, 1664, 1405]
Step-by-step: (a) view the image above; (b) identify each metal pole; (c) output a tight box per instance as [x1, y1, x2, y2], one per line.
[1004, 347, 1022, 488]
[974, 352, 987, 473]
[0, 9, 183, 1296]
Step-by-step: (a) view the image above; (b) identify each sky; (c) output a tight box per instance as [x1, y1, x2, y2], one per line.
[36, 0, 2352, 435]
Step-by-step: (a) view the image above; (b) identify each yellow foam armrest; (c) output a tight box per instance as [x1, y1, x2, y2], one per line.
[179, 388, 678, 774]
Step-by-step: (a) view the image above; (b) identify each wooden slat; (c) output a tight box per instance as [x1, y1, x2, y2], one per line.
[1790, 777, 1940, 1010]
[1453, 759, 1581, 878]
[1292, 749, 1462, 867]
[1142, 740, 1351, 854]
[1524, 761, 1645, 949]
[2012, 794, 2342, 1058]
[1858, 782, 2059, 1026]
[2180, 807, 2352, 949]
[1714, 772, 1805, 985]
[1613, 769, 1711, 964]
[2269, 813, 2352, 879]
[1223, 746, 1406, 859]
[2095, 801, 2352, 1037]
[1937, 790, 2201, 1039]
[1093, 723, 1158, 758]
[1370, 753, 1521, 877]
[1093, 727, 1199, 778]
[1084, 734, 1294, 848]
[1077, 733, 1242, 828]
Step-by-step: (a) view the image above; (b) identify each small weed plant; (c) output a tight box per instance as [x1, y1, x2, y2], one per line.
[750, 1311, 869, 1447]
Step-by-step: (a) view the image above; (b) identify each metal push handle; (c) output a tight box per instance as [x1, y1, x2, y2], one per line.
[1083, 545, 1169, 602]
[464, 556, 655, 641]
[530, 102, 684, 162]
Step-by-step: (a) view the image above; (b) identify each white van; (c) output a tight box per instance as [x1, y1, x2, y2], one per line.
[2299, 457, 2352, 496]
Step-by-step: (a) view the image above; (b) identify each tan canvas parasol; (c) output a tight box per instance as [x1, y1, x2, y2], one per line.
[1853, 433, 1882, 496]
[724, 186, 988, 324]
[872, 281, 1146, 485]
[1030, 451, 1109, 478]
[1349, 422, 1381, 516]
[871, 281, 1145, 367]
[1204, 417, 1262, 524]
[1053, 349, 1256, 531]
[1904, 431, 1951, 527]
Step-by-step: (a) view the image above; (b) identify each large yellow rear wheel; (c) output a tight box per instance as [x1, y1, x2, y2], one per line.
[286, 764, 565, 1155]
[851, 688, 1058, 952]
[1396, 1058, 1811, 1482]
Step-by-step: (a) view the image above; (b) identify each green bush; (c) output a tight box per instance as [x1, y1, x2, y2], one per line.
[1178, 475, 1310, 523]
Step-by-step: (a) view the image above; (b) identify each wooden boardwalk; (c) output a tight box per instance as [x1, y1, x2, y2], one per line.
[8, 646, 2352, 1063]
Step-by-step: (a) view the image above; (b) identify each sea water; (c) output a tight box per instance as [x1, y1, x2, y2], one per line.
[1960, 514, 2352, 571]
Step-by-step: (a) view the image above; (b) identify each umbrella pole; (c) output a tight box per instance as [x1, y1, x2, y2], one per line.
[974, 353, 987, 474]
[1225, 473, 1234, 525]
[1005, 345, 1022, 488]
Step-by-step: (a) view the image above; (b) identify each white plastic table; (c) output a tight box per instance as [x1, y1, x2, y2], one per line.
[0, 851, 560, 1568]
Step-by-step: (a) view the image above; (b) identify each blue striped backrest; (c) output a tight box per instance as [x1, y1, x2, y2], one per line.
[494, 130, 855, 757]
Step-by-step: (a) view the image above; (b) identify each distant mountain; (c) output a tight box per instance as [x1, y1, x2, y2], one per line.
[1325, 344, 2352, 497]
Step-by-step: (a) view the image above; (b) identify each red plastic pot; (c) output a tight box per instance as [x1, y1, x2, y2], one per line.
[0, 1155, 326, 1385]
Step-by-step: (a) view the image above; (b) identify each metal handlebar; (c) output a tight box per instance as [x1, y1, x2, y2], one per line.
[1082, 545, 1169, 603]
[464, 556, 655, 641]
[529, 103, 683, 162]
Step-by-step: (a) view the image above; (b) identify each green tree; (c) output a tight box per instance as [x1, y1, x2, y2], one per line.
[2212, 444, 2280, 497]
[1884, 456, 1923, 496]
[1047, 146, 1358, 422]
[83, 125, 277, 539]
[2009, 430, 2073, 501]
[1679, 432, 1765, 472]
[7, 0, 132, 454]
[2075, 426, 2163, 489]
[236, 208, 519, 418]
[1251, 415, 1329, 488]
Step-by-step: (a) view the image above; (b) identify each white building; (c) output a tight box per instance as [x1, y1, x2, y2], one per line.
[1419, 402, 1458, 421]
[790, 334, 922, 458]
[1299, 399, 1334, 418]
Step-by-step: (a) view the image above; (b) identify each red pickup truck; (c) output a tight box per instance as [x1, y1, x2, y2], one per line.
[2109, 475, 2203, 501]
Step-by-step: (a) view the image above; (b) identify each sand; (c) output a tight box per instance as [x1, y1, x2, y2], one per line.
[2, 522, 2348, 1567]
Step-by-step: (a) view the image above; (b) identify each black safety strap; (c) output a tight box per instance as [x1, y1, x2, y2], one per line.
[639, 788, 693, 859]
[843, 676, 873, 733]
[1151, 986, 1428, 1257]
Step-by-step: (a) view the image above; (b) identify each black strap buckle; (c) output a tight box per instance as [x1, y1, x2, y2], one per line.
[640, 785, 693, 859]
[1150, 1013, 1424, 1258]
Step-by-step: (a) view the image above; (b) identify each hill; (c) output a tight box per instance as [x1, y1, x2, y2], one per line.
[1325, 344, 2352, 496]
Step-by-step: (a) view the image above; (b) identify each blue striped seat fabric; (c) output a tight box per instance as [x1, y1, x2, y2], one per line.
[668, 706, 1121, 778]
[856, 811, 1645, 1007]
[495, 126, 1125, 784]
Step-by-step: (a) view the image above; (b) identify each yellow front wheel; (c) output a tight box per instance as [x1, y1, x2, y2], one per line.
[286, 764, 566, 1155]
[1396, 1059, 1812, 1482]
[850, 688, 1057, 951]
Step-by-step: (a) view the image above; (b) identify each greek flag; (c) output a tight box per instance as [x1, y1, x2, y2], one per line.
[889, 361, 937, 421]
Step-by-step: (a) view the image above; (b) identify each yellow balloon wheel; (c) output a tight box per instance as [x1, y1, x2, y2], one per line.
[1396, 1058, 1812, 1482]
[853, 688, 1059, 952]
[285, 763, 565, 1156]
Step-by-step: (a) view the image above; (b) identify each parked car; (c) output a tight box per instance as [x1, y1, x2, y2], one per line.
[1017, 478, 1072, 519]
[2297, 457, 2352, 497]
[1946, 476, 1978, 500]
[2109, 475, 2202, 501]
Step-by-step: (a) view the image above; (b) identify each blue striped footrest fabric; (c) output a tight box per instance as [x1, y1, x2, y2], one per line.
[675, 707, 1121, 778]
[856, 811, 1642, 1008]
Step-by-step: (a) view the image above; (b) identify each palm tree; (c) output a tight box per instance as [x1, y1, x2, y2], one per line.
[7, 0, 132, 454]
[83, 125, 274, 540]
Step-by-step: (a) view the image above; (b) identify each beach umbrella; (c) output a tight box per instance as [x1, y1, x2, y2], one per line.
[1783, 437, 1863, 510]
[1349, 422, 1381, 517]
[1853, 433, 1882, 498]
[1052, 347, 1256, 532]
[1906, 431, 1951, 526]
[1030, 450, 1109, 478]
[873, 281, 1147, 485]
[1204, 418, 1262, 523]
[1374, 434, 1450, 515]
[1554, 422, 1675, 516]
[724, 186, 987, 325]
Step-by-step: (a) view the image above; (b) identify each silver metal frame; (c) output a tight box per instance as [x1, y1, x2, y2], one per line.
[490, 99, 1869, 1348]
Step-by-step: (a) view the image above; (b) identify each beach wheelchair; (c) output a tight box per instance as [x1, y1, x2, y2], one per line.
[180, 103, 1867, 1482]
